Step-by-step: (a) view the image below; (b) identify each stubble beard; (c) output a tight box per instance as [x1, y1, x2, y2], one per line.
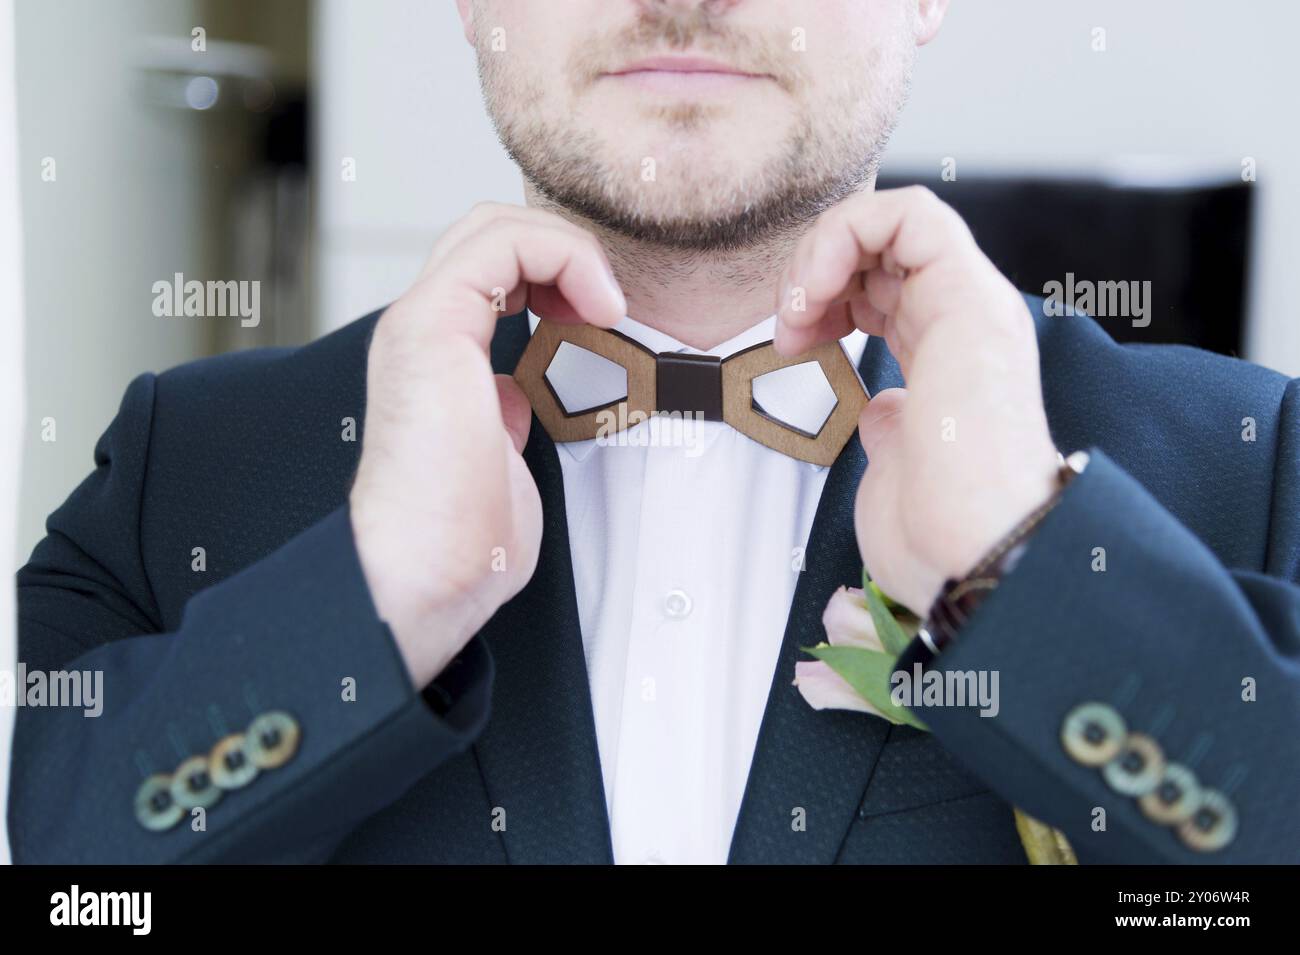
[475, 16, 913, 253]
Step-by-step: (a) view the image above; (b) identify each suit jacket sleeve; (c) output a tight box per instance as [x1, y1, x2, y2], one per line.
[8, 372, 494, 863]
[913, 378, 1300, 863]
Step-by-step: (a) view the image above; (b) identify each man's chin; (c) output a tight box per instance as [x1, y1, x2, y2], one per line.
[560, 195, 813, 252]
[513, 126, 865, 250]
[596, 124, 780, 168]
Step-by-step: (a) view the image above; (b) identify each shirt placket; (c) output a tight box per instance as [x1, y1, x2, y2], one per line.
[609, 415, 720, 864]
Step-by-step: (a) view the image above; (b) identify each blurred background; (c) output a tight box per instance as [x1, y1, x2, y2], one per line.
[12, 0, 1300, 561]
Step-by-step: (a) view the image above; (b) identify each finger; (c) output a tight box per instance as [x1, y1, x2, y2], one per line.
[415, 205, 615, 333]
[791, 267, 898, 350]
[846, 187, 971, 277]
[781, 190, 933, 327]
[419, 202, 607, 281]
[495, 374, 533, 454]
[500, 284, 529, 318]
[527, 283, 587, 325]
[847, 291, 888, 339]
[420, 203, 536, 281]
[775, 187, 972, 353]
[865, 268, 903, 316]
[776, 296, 858, 356]
[775, 221, 864, 354]
[412, 219, 627, 350]
[827, 267, 867, 307]
[858, 387, 907, 458]
[804, 300, 854, 345]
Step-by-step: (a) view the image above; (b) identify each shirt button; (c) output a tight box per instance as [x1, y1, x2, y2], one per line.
[663, 589, 693, 619]
[640, 852, 667, 864]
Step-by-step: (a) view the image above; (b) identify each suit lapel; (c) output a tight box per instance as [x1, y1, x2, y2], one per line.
[728, 335, 904, 864]
[470, 312, 614, 864]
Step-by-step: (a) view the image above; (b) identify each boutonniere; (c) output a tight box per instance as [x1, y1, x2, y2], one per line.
[795, 572, 1077, 865]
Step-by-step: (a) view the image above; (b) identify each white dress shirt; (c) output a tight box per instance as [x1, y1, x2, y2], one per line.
[529, 311, 868, 865]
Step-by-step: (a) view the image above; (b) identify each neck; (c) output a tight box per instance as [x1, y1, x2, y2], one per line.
[522, 180, 872, 351]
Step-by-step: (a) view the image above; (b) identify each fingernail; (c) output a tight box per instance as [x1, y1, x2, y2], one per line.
[773, 324, 793, 355]
[602, 265, 627, 320]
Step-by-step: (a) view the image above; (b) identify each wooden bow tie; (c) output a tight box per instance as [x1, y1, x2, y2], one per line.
[514, 319, 869, 466]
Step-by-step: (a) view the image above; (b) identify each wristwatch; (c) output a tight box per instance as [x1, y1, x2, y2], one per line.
[899, 449, 1091, 673]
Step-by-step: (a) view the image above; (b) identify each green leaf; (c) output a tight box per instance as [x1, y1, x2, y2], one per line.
[804, 643, 929, 731]
[866, 576, 899, 610]
[862, 569, 912, 657]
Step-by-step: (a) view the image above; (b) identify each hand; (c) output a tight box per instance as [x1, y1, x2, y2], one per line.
[350, 204, 626, 687]
[775, 186, 1060, 614]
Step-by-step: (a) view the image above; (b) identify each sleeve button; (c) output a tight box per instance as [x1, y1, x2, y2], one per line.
[210, 733, 259, 790]
[1138, 762, 1202, 825]
[246, 711, 301, 769]
[1061, 702, 1126, 766]
[1101, 732, 1165, 796]
[134, 774, 184, 831]
[1177, 789, 1238, 852]
[170, 755, 223, 810]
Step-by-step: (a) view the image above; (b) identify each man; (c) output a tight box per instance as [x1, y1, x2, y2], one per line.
[9, 0, 1299, 863]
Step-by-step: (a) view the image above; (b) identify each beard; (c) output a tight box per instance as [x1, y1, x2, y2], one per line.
[476, 6, 914, 253]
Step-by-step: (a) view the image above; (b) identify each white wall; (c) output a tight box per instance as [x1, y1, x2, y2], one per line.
[314, 0, 522, 333]
[886, 0, 1300, 374]
[1, 0, 22, 867]
[314, 0, 1300, 375]
[15, 0, 214, 560]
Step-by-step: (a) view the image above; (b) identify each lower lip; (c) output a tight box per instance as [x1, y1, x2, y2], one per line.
[602, 70, 767, 94]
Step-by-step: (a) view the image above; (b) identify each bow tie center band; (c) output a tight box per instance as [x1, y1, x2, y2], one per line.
[514, 319, 869, 466]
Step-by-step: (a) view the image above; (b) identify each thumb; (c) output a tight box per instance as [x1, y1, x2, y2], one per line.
[496, 374, 533, 454]
[858, 387, 907, 458]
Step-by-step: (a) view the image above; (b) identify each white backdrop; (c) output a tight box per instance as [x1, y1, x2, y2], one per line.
[314, 0, 1300, 375]
[13, 0, 212, 562]
[1, 0, 24, 866]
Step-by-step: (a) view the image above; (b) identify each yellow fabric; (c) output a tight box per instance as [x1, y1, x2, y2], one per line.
[1014, 809, 1078, 864]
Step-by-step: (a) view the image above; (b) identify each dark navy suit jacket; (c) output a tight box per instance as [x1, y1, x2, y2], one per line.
[10, 296, 1300, 863]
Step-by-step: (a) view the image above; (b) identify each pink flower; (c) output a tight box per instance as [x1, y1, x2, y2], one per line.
[793, 661, 884, 716]
[821, 586, 884, 652]
[793, 587, 886, 716]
